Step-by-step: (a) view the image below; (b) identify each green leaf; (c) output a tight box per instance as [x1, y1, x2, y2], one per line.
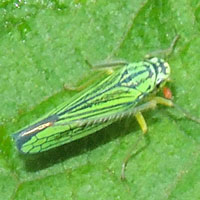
[1, 0, 200, 199]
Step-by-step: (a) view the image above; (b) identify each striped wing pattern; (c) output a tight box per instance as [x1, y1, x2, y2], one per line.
[14, 60, 160, 153]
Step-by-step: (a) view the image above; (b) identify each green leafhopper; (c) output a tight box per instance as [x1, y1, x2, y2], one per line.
[13, 57, 172, 154]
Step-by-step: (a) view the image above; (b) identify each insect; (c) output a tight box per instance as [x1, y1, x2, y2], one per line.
[13, 57, 173, 154]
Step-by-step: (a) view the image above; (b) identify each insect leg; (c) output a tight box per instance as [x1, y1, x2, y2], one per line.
[65, 59, 128, 91]
[135, 112, 147, 134]
[134, 97, 173, 132]
[121, 97, 173, 180]
[86, 59, 128, 73]
[63, 73, 103, 91]
[151, 96, 174, 107]
[92, 60, 128, 69]
[145, 35, 180, 59]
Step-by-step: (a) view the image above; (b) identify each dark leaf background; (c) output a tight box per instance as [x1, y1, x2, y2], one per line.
[0, 0, 200, 200]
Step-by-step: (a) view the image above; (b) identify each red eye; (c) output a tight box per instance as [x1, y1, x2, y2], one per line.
[163, 87, 172, 99]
